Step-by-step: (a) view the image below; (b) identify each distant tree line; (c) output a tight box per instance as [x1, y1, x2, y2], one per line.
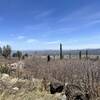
[12, 51, 28, 60]
[0, 45, 28, 60]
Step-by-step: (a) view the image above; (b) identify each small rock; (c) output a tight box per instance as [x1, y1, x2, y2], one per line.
[61, 95, 66, 100]
[96, 97, 100, 100]
[13, 87, 19, 91]
[10, 78, 18, 85]
[1, 74, 9, 80]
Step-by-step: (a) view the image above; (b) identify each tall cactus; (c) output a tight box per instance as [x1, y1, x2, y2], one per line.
[69, 53, 71, 59]
[86, 50, 88, 59]
[79, 51, 82, 60]
[47, 55, 50, 62]
[60, 43, 63, 60]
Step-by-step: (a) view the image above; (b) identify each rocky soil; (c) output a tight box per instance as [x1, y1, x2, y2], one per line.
[0, 73, 66, 100]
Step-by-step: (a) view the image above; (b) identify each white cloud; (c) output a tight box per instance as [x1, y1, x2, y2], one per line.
[34, 10, 53, 19]
[59, 5, 94, 22]
[26, 39, 38, 43]
[85, 19, 100, 27]
[0, 41, 12, 47]
[17, 36, 25, 39]
[58, 4, 100, 28]
[45, 40, 60, 44]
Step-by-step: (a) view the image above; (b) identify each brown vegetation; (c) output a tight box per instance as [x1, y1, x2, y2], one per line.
[22, 56, 100, 99]
[0, 55, 100, 100]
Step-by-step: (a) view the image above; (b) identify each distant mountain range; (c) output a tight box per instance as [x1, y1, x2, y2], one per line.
[13, 49, 100, 56]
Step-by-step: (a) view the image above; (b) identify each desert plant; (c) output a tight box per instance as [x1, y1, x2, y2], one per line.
[22, 55, 25, 60]
[47, 55, 50, 62]
[16, 51, 22, 60]
[79, 51, 82, 60]
[86, 50, 88, 59]
[96, 56, 99, 60]
[60, 43, 63, 60]
[0, 46, 2, 56]
[69, 53, 71, 59]
[0, 65, 10, 74]
[24, 53, 28, 57]
[53, 55, 55, 60]
[12, 53, 17, 57]
[2, 45, 11, 59]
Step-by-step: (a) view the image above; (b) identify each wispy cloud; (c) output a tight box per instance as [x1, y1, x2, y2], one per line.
[85, 19, 100, 27]
[33, 10, 54, 19]
[1, 36, 100, 50]
[25, 22, 76, 38]
[58, 4, 100, 28]
[25, 5, 100, 39]
[17, 36, 25, 39]
[45, 40, 60, 44]
[58, 5, 91, 22]
[25, 23, 49, 30]
[0, 41, 8, 45]
[37, 10, 53, 18]
[26, 38, 38, 43]
[0, 40, 13, 47]
[83, 12, 100, 21]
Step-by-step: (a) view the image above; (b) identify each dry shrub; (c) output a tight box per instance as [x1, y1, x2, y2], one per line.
[0, 65, 10, 74]
[0, 56, 100, 99]
[23, 56, 100, 99]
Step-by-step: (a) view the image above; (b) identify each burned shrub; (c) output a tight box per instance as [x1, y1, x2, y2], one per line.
[65, 84, 88, 100]
[49, 82, 64, 94]
[47, 55, 51, 62]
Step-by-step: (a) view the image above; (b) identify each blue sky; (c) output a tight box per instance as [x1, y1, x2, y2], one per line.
[0, 0, 100, 50]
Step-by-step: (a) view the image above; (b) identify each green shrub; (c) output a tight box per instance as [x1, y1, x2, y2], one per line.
[0, 65, 10, 74]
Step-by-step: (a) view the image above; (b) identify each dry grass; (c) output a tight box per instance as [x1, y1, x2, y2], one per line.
[0, 73, 61, 100]
[0, 90, 59, 100]
[0, 55, 100, 100]
[0, 57, 18, 65]
[23, 56, 100, 99]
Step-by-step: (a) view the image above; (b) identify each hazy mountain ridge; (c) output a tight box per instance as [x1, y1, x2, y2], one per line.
[13, 49, 100, 56]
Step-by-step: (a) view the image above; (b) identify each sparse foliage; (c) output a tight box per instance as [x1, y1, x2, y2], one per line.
[16, 51, 22, 60]
[24, 53, 28, 57]
[12, 53, 17, 57]
[2, 45, 11, 59]
[0, 46, 2, 56]
[0, 65, 10, 74]
[22, 55, 25, 60]
[69, 53, 71, 59]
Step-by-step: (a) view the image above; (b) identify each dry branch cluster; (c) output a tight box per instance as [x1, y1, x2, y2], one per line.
[23, 57, 100, 99]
